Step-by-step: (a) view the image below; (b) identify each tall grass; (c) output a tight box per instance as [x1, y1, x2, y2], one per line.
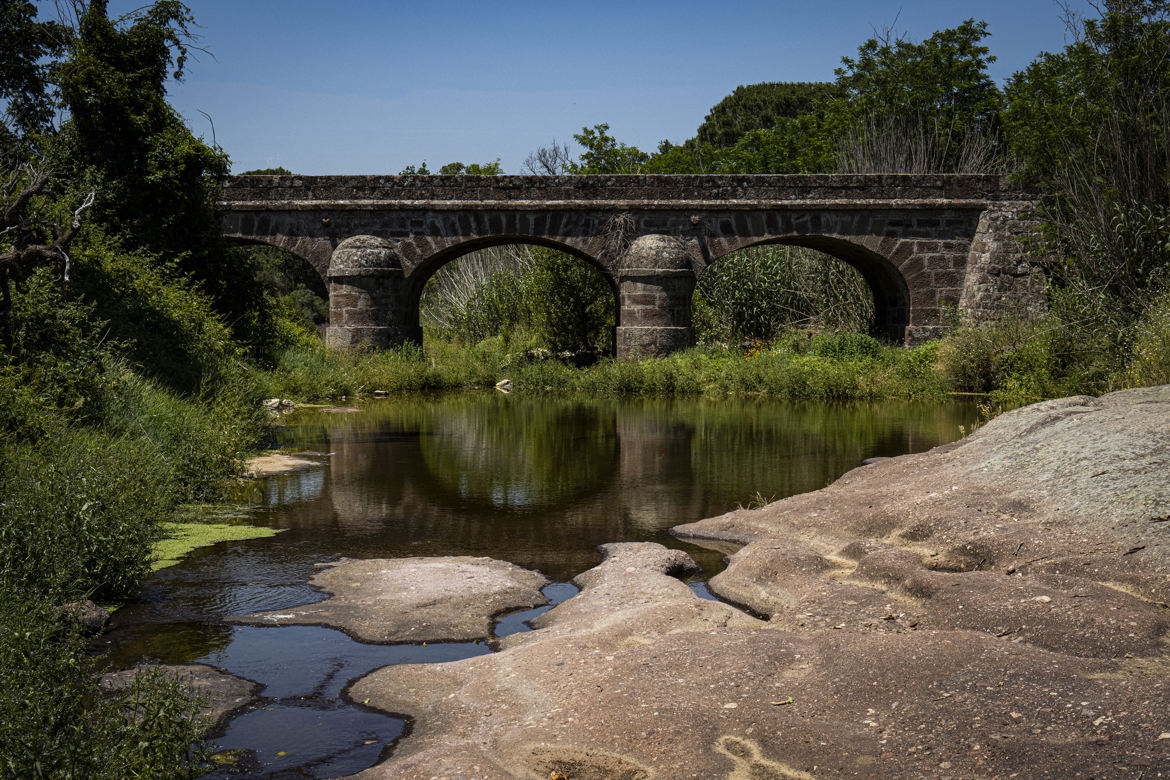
[694, 244, 875, 342]
[263, 331, 947, 402]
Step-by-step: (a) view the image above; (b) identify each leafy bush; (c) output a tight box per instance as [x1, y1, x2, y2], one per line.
[0, 427, 174, 603]
[0, 597, 208, 778]
[1115, 283, 1170, 388]
[69, 230, 244, 395]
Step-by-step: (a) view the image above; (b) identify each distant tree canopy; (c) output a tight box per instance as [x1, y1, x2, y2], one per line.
[239, 166, 292, 175]
[439, 159, 503, 175]
[398, 160, 504, 174]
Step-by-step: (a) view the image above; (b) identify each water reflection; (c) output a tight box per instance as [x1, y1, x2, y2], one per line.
[261, 393, 977, 582]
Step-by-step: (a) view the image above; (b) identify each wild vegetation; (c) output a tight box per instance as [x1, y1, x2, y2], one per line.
[2, 0, 1168, 775]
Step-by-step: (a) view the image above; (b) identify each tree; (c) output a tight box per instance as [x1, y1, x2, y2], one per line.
[238, 166, 292, 175]
[53, 1, 229, 257]
[523, 139, 574, 174]
[694, 81, 839, 149]
[0, 161, 93, 329]
[711, 117, 836, 174]
[831, 19, 1005, 171]
[567, 124, 649, 174]
[1003, 0, 1170, 323]
[524, 247, 614, 352]
[0, 1, 69, 157]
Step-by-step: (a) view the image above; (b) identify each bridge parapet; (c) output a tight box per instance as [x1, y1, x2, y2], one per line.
[221, 173, 1029, 209]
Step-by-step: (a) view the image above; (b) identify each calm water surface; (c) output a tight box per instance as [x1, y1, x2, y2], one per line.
[98, 392, 978, 776]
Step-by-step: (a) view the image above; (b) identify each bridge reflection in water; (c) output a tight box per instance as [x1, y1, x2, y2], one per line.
[263, 392, 977, 581]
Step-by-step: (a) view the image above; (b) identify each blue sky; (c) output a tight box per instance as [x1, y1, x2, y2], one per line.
[75, 0, 1091, 174]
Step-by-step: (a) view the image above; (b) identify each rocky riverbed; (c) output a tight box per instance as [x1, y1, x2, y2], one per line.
[340, 386, 1169, 778]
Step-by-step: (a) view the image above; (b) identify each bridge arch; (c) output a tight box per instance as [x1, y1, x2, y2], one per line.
[408, 236, 619, 353]
[405, 234, 614, 303]
[704, 235, 910, 342]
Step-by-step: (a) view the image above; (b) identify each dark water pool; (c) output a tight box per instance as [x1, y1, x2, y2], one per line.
[96, 392, 978, 776]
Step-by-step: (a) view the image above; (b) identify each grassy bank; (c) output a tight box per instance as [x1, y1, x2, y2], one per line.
[260, 330, 949, 402]
[1, 255, 268, 777]
[260, 291, 1170, 413]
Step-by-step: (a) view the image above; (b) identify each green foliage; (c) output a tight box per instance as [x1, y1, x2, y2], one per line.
[45, 1, 282, 355]
[439, 159, 503, 175]
[639, 141, 709, 173]
[808, 332, 885, 361]
[68, 230, 245, 394]
[694, 245, 874, 343]
[237, 166, 292, 175]
[999, 0, 1170, 397]
[451, 272, 529, 344]
[567, 124, 649, 174]
[53, 1, 229, 256]
[641, 22, 1004, 176]
[236, 244, 328, 333]
[0, 266, 115, 434]
[712, 117, 837, 173]
[0, 427, 170, 603]
[421, 245, 615, 354]
[1005, 1, 1170, 326]
[933, 314, 1109, 406]
[694, 82, 840, 148]
[0, 597, 209, 778]
[0, 0, 68, 151]
[524, 247, 614, 352]
[831, 18, 1004, 166]
[1004, 1, 1170, 189]
[1117, 282, 1170, 387]
[264, 332, 946, 403]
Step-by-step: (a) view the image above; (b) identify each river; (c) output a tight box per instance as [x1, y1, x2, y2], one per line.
[97, 391, 978, 777]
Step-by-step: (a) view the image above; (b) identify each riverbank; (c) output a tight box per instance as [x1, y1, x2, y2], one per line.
[260, 333, 949, 403]
[347, 385, 1169, 778]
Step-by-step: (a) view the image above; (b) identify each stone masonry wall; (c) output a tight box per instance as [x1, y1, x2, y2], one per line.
[221, 175, 1044, 355]
[959, 202, 1047, 322]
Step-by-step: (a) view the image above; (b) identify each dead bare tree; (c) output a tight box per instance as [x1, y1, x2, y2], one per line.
[1, 161, 94, 322]
[522, 140, 574, 175]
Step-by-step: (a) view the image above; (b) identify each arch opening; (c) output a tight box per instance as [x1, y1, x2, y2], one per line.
[701, 236, 909, 344]
[414, 237, 618, 359]
[226, 240, 329, 333]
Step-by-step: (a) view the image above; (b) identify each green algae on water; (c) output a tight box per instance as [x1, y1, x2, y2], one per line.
[153, 521, 281, 571]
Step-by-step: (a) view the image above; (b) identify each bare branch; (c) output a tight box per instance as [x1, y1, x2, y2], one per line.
[523, 140, 573, 175]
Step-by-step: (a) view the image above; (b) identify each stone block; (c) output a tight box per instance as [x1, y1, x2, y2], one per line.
[616, 326, 693, 360]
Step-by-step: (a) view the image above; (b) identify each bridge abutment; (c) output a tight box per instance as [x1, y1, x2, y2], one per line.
[616, 235, 697, 360]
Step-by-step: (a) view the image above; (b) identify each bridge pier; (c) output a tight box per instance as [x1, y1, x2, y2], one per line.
[615, 235, 697, 360]
[325, 236, 415, 350]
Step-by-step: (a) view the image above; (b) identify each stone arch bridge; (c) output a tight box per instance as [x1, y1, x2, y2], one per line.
[220, 174, 1042, 358]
